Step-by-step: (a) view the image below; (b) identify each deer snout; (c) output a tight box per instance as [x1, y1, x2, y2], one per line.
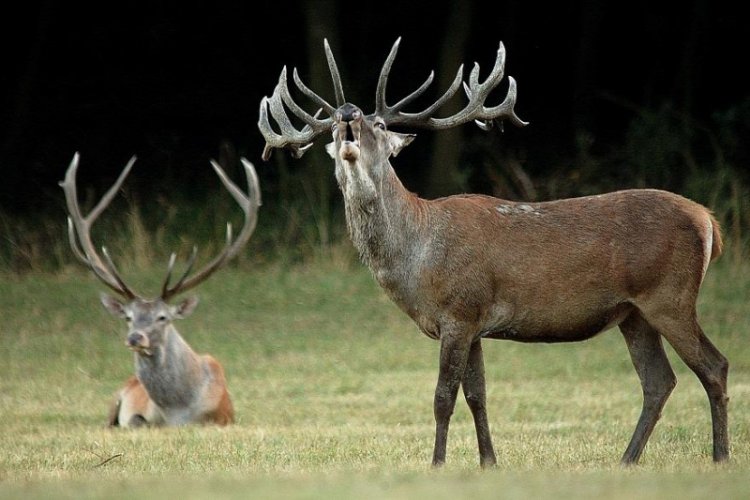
[335, 103, 363, 143]
[335, 103, 362, 123]
[126, 331, 149, 350]
[334, 104, 362, 162]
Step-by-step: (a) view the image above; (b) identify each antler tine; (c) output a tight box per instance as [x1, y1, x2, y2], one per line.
[380, 41, 527, 131]
[393, 65, 464, 123]
[388, 71, 435, 113]
[161, 159, 260, 300]
[292, 68, 336, 115]
[60, 153, 137, 299]
[258, 67, 334, 161]
[374, 37, 459, 120]
[457, 42, 528, 130]
[160, 252, 178, 298]
[374, 37, 401, 116]
[64, 217, 133, 297]
[161, 247, 199, 299]
[101, 246, 137, 298]
[324, 38, 346, 107]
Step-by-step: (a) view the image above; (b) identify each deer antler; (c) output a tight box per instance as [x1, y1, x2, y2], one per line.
[258, 39, 346, 160]
[160, 158, 261, 300]
[375, 38, 528, 131]
[61, 154, 261, 301]
[258, 38, 527, 160]
[61, 152, 137, 299]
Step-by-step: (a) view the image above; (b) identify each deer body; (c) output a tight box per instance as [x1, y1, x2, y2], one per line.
[61, 154, 260, 428]
[346, 176, 720, 345]
[105, 297, 234, 427]
[259, 38, 729, 466]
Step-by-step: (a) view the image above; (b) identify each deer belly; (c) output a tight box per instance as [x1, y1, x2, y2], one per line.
[483, 302, 633, 343]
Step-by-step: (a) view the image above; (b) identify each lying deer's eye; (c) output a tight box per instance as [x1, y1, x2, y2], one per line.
[375, 122, 386, 131]
[157, 315, 168, 322]
[125, 315, 133, 322]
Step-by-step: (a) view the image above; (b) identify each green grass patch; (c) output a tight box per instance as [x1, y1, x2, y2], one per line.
[1, 259, 749, 498]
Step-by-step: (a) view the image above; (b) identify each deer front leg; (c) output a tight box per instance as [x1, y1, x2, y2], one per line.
[462, 339, 497, 467]
[432, 332, 472, 467]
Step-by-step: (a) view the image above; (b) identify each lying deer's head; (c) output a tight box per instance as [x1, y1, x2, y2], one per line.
[100, 295, 198, 355]
[60, 153, 261, 356]
[259, 37, 527, 177]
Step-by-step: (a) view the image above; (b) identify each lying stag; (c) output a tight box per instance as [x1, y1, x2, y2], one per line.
[258, 38, 729, 466]
[61, 153, 261, 427]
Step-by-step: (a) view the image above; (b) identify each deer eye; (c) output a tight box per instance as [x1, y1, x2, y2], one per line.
[374, 121, 386, 131]
[157, 315, 168, 322]
[125, 314, 133, 323]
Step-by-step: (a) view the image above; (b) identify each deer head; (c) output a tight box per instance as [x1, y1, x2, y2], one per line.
[60, 153, 261, 354]
[99, 294, 198, 356]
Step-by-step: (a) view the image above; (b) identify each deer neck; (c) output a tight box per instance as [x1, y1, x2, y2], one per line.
[338, 159, 427, 295]
[134, 326, 203, 408]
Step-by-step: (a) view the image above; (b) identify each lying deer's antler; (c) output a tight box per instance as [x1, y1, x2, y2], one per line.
[61, 154, 261, 300]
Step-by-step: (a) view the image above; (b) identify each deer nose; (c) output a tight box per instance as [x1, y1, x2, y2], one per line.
[335, 103, 362, 123]
[127, 332, 146, 347]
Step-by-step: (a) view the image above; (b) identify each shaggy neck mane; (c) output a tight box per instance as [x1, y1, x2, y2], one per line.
[341, 163, 427, 273]
[135, 327, 202, 408]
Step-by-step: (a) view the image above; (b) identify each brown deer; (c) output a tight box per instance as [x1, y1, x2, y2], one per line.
[60, 153, 261, 427]
[258, 38, 729, 466]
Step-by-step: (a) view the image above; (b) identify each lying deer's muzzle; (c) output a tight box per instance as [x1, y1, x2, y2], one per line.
[126, 331, 150, 354]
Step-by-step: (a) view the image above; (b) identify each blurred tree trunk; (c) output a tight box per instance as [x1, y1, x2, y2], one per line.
[302, 0, 340, 248]
[425, 0, 473, 197]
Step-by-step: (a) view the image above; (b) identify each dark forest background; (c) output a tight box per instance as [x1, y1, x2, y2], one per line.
[1, 0, 748, 269]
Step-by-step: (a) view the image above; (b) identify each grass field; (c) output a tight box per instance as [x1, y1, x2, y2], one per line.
[1, 256, 749, 498]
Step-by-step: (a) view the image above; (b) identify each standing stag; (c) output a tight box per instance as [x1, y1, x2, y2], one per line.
[258, 38, 729, 466]
[61, 153, 261, 427]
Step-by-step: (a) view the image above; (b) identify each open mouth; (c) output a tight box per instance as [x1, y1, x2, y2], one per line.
[338, 122, 361, 162]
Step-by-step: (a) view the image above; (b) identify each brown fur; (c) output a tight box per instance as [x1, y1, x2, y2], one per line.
[200, 355, 235, 425]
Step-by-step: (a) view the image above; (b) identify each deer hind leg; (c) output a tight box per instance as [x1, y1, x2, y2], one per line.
[461, 339, 497, 468]
[640, 307, 729, 462]
[432, 332, 472, 467]
[619, 312, 677, 464]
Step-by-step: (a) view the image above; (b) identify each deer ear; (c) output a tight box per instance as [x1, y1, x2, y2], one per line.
[100, 293, 126, 317]
[325, 141, 336, 159]
[388, 132, 416, 157]
[173, 296, 199, 319]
